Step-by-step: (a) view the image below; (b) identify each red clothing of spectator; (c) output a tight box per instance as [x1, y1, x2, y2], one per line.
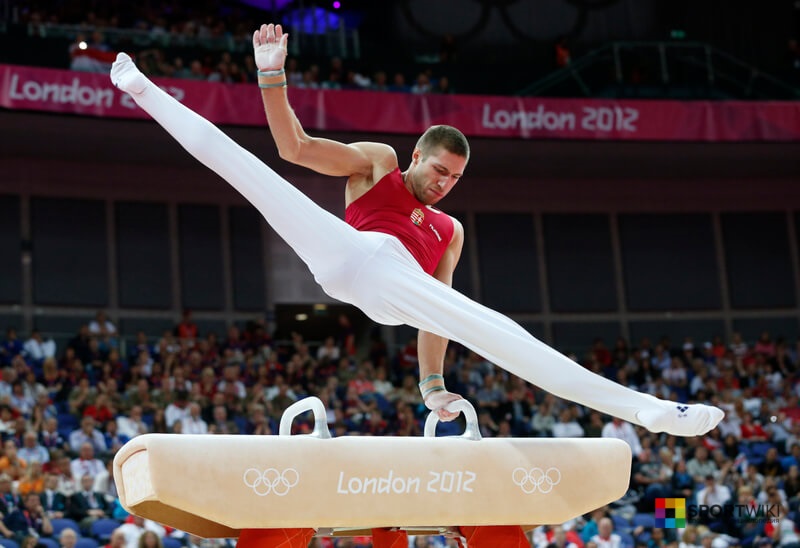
[716, 375, 741, 392]
[348, 378, 375, 396]
[544, 528, 585, 548]
[82, 404, 114, 424]
[754, 342, 775, 357]
[397, 340, 418, 372]
[740, 422, 769, 441]
[176, 311, 198, 341]
[177, 324, 198, 340]
[781, 405, 800, 422]
[594, 349, 612, 367]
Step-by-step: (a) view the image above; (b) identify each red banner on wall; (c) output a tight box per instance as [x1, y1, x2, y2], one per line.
[2, 63, 799, 142]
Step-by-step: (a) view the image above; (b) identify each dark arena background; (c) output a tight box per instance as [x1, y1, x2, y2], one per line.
[1, 1, 800, 547]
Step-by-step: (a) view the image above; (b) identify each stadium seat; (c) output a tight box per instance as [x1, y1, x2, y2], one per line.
[90, 517, 122, 542]
[50, 517, 81, 537]
[38, 538, 58, 548]
[75, 538, 100, 548]
[0, 538, 19, 548]
[611, 513, 632, 533]
[162, 537, 183, 548]
[631, 512, 656, 529]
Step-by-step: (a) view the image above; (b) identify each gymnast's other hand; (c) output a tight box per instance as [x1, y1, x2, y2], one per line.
[253, 23, 288, 72]
[424, 389, 464, 422]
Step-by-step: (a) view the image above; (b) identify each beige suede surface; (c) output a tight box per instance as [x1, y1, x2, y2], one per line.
[114, 433, 631, 537]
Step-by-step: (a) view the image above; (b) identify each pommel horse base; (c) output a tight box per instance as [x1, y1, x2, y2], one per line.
[113, 398, 631, 547]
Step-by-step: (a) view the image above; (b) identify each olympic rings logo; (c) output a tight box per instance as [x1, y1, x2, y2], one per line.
[243, 468, 300, 496]
[511, 467, 561, 494]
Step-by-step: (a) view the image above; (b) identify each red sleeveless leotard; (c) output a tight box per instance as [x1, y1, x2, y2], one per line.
[345, 168, 454, 275]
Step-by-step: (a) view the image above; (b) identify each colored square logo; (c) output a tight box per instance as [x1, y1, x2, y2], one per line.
[654, 498, 686, 528]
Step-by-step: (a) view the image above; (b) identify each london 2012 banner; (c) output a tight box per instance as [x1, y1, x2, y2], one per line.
[2, 64, 799, 142]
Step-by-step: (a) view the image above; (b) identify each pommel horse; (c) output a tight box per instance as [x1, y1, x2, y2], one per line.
[113, 398, 631, 547]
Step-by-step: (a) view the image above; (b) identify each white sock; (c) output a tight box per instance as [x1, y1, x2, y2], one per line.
[110, 52, 149, 95]
[635, 395, 724, 436]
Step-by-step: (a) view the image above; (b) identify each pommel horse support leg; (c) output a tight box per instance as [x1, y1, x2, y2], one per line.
[114, 398, 631, 547]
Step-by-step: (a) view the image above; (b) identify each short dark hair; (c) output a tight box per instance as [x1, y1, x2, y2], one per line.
[415, 125, 470, 160]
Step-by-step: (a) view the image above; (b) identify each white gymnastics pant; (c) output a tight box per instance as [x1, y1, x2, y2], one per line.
[123, 79, 709, 433]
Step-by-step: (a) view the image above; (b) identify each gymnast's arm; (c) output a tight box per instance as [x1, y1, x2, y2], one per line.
[254, 23, 394, 180]
[418, 219, 465, 421]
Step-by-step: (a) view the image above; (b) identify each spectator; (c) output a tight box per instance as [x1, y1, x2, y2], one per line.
[117, 515, 165, 548]
[23, 330, 57, 367]
[410, 72, 432, 94]
[285, 58, 303, 87]
[371, 71, 389, 92]
[67, 325, 93, 365]
[552, 407, 585, 438]
[117, 406, 149, 439]
[180, 403, 208, 435]
[125, 380, 162, 416]
[92, 459, 118, 505]
[555, 36, 571, 68]
[106, 529, 127, 548]
[740, 411, 770, 442]
[671, 459, 695, 499]
[89, 310, 118, 351]
[103, 420, 129, 454]
[433, 76, 453, 94]
[138, 530, 163, 548]
[216, 365, 246, 401]
[9, 381, 35, 418]
[18, 430, 49, 465]
[531, 398, 557, 437]
[547, 525, 580, 548]
[696, 474, 732, 508]
[17, 460, 45, 496]
[175, 310, 198, 344]
[632, 448, 670, 505]
[59, 528, 78, 548]
[316, 336, 340, 363]
[39, 417, 69, 454]
[601, 417, 643, 458]
[83, 393, 117, 426]
[164, 390, 191, 430]
[68, 378, 95, 417]
[40, 472, 67, 518]
[1, 329, 24, 366]
[388, 72, 409, 93]
[0, 439, 27, 480]
[69, 416, 108, 455]
[589, 517, 621, 548]
[754, 331, 776, 357]
[763, 512, 800, 548]
[70, 443, 105, 481]
[51, 453, 78, 497]
[5, 491, 52, 542]
[207, 405, 234, 435]
[69, 473, 110, 532]
[686, 446, 718, 483]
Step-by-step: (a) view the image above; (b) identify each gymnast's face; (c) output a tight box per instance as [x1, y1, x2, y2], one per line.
[405, 147, 467, 205]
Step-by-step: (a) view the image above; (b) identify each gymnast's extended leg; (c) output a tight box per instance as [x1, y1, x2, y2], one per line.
[109, 53, 374, 288]
[352, 239, 724, 437]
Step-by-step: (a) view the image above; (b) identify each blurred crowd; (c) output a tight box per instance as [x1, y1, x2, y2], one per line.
[18, 1, 457, 95]
[0, 305, 798, 547]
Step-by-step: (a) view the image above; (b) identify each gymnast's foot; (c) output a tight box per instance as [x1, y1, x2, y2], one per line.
[636, 398, 724, 437]
[110, 53, 149, 95]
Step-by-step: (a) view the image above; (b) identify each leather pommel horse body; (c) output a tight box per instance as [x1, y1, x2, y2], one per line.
[113, 398, 631, 545]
